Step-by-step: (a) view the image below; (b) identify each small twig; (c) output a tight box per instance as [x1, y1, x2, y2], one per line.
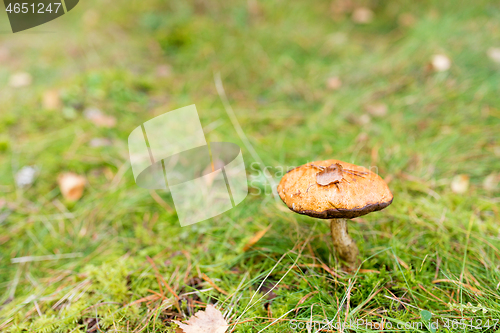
[417, 284, 449, 307]
[395, 255, 409, 270]
[294, 291, 319, 314]
[432, 279, 482, 295]
[242, 225, 272, 252]
[127, 294, 159, 306]
[146, 257, 180, 300]
[201, 273, 228, 295]
[146, 257, 181, 314]
[320, 262, 342, 279]
[384, 287, 409, 312]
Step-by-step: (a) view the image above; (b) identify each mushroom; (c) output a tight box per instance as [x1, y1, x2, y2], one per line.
[278, 159, 393, 270]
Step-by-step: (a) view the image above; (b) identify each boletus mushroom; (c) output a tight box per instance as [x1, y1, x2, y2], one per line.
[278, 159, 393, 270]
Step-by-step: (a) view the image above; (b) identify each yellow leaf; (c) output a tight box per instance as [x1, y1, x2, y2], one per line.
[58, 173, 86, 201]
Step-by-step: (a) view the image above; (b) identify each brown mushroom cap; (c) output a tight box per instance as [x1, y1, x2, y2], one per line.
[278, 159, 393, 219]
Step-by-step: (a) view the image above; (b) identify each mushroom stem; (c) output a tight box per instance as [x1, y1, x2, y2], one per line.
[330, 218, 359, 270]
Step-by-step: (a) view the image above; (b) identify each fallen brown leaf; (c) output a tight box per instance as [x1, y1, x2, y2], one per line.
[330, 0, 353, 15]
[487, 47, 500, 63]
[349, 114, 371, 126]
[9, 72, 32, 88]
[355, 132, 369, 143]
[173, 304, 228, 333]
[0, 47, 9, 62]
[247, 0, 262, 17]
[352, 7, 373, 24]
[83, 9, 99, 28]
[58, 173, 86, 201]
[326, 76, 342, 90]
[431, 54, 451, 72]
[156, 64, 172, 78]
[483, 173, 498, 191]
[83, 108, 117, 128]
[451, 174, 469, 194]
[398, 13, 416, 27]
[365, 103, 388, 117]
[42, 90, 62, 110]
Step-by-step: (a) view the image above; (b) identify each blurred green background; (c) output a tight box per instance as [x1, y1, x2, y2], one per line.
[0, 0, 499, 332]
